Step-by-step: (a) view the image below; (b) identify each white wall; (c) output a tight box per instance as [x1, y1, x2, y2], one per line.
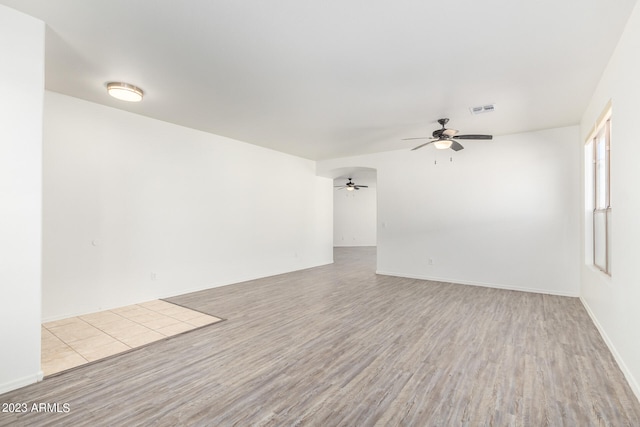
[333, 181, 376, 247]
[0, 5, 44, 394]
[319, 126, 581, 296]
[579, 0, 640, 400]
[43, 91, 333, 321]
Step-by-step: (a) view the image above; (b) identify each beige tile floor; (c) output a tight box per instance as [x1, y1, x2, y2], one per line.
[42, 300, 222, 376]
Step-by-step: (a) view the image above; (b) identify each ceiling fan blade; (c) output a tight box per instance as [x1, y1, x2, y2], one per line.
[402, 136, 433, 141]
[453, 134, 493, 140]
[450, 141, 464, 151]
[356, 185, 369, 188]
[411, 141, 434, 151]
[443, 128, 458, 137]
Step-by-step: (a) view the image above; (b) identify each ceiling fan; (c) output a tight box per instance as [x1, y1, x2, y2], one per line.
[334, 178, 368, 191]
[403, 118, 493, 151]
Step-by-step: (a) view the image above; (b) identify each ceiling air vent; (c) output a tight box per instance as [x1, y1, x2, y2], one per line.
[470, 104, 496, 115]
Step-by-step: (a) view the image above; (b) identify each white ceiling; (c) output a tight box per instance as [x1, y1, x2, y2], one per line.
[2, 0, 636, 160]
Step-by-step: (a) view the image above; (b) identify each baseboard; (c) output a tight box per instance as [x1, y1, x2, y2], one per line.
[157, 259, 336, 301]
[580, 297, 640, 403]
[0, 370, 43, 395]
[333, 244, 377, 248]
[42, 259, 335, 323]
[375, 270, 579, 297]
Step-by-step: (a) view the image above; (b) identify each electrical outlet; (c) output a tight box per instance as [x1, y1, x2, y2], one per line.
[428, 258, 434, 265]
[151, 272, 157, 281]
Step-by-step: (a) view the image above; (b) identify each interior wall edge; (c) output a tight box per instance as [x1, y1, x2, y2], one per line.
[0, 371, 44, 396]
[580, 296, 640, 403]
[334, 244, 377, 248]
[41, 259, 335, 323]
[375, 270, 580, 298]
[42, 91, 334, 321]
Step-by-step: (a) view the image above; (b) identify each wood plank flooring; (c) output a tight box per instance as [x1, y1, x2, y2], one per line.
[1, 247, 639, 426]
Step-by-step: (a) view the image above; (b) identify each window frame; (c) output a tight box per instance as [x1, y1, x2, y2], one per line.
[586, 105, 612, 275]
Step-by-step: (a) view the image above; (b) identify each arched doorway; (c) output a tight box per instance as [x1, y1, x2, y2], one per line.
[331, 168, 377, 248]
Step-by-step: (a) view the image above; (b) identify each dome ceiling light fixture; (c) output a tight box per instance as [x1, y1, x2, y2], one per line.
[106, 82, 144, 102]
[433, 139, 453, 150]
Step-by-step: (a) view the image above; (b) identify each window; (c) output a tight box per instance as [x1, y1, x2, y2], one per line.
[586, 105, 611, 275]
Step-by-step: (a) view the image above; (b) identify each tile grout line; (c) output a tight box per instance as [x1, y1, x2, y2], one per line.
[160, 298, 228, 322]
[41, 325, 90, 364]
[134, 301, 221, 330]
[119, 304, 189, 336]
[41, 300, 226, 376]
[74, 315, 134, 351]
[100, 308, 161, 339]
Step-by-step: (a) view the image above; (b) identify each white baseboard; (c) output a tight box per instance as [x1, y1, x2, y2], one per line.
[157, 259, 336, 302]
[580, 297, 640, 403]
[375, 270, 638, 402]
[333, 244, 377, 248]
[0, 370, 43, 395]
[42, 259, 335, 323]
[375, 270, 579, 297]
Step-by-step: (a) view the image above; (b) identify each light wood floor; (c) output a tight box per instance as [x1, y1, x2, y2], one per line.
[1, 247, 639, 426]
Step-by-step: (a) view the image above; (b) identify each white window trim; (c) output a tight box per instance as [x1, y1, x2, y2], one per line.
[584, 101, 612, 276]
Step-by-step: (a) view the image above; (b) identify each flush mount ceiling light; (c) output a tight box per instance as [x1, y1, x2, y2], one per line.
[106, 82, 144, 102]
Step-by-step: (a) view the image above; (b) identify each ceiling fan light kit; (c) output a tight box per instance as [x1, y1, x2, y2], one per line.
[433, 139, 453, 150]
[403, 118, 492, 152]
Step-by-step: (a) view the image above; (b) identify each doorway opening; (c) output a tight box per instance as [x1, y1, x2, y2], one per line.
[331, 167, 377, 249]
